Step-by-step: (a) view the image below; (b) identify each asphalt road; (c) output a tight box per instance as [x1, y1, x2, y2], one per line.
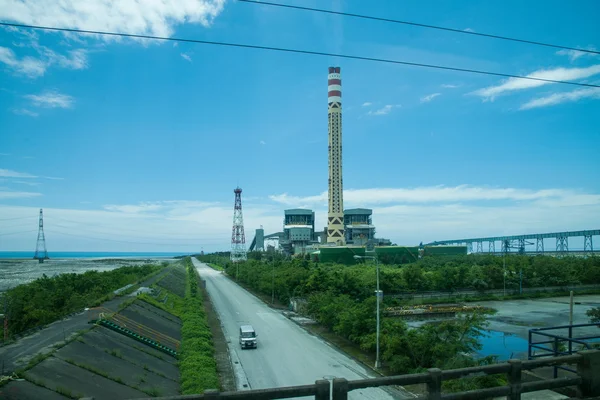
[192, 258, 406, 399]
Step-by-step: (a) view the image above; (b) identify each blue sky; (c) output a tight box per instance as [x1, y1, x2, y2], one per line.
[1, 0, 599, 252]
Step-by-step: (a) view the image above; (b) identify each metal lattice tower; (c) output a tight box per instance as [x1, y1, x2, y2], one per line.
[327, 66, 345, 245]
[33, 208, 49, 263]
[231, 187, 247, 262]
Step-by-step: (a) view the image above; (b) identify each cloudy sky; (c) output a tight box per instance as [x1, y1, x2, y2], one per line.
[1, 0, 599, 252]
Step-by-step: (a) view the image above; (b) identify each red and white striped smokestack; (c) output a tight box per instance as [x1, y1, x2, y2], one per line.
[326, 66, 345, 245]
[328, 66, 341, 105]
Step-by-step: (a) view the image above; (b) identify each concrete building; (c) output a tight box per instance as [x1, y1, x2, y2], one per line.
[344, 208, 376, 246]
[327, 66, 345, 245]
[281, 209, 317, 255]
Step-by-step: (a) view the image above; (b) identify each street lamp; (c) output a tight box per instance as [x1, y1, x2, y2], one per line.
[354, 255, 381, 369]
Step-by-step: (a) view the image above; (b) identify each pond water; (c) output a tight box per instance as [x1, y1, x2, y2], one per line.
[477, 330, 529, 360]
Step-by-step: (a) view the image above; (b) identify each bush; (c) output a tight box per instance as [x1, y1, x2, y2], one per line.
[179, 257, 220, 394]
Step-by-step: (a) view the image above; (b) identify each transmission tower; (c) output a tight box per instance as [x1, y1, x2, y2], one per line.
[231, 187, 247, 262]
[33, 208, 49, 263]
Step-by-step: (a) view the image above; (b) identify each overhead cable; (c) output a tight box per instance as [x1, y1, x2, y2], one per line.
[1, 22, 599, 89]
[238, 0, 600, 56]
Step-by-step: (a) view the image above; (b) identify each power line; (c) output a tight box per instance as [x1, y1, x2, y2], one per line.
[45, 216, 230, 239]
[0, 216, 37, 221]
[46, 229, 224, 246]
[1, 22, 599, 89]
[49, 223, 228, 242]
[0, 230, 37, 237]
[238, 0, 600, 56]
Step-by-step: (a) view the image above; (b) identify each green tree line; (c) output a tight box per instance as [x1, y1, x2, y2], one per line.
[2, 264, 161, 337]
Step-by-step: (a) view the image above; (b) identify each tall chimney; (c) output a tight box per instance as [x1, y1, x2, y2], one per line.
[327, 67, 345, 245]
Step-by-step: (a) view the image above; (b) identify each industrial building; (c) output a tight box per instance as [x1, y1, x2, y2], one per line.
[280, 209, 318, 255]
[344, 208, 375, 246]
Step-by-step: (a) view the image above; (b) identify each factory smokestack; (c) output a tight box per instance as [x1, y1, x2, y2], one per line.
[327, 67, 345, 245]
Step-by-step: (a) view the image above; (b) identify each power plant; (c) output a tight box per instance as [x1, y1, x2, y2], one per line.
[245, 66, 391, 257]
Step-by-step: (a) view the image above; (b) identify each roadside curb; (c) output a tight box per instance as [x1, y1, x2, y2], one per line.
[281, 311, 418, 399]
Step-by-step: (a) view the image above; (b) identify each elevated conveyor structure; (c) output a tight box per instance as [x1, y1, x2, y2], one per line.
[427, 229, 599, 255]
[249, 231, 284, 251]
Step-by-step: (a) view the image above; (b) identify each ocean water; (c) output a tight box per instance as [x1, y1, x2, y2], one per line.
[0, 251, 189, 259]
[0, 253, 184, 292]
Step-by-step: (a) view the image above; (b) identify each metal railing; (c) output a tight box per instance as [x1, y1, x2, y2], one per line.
[131, 350, 600, 400]
[389, 283, 600, 300]
[529, 322, 600, 378]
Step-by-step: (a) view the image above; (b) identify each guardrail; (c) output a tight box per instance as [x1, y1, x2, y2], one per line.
[131, 350, 600, 400]
[529, 323, 600, 378]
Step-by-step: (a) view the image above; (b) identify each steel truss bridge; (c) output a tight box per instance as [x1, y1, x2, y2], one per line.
[426, 229, 599, 255]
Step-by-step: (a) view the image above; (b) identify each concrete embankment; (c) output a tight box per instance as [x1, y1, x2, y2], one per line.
[1, 264, 188, 399]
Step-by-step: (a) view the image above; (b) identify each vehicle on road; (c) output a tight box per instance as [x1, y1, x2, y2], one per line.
[239, 325, 258, 349]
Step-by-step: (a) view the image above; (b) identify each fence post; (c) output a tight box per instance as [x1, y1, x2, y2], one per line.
[577, 350, 600, 397]
[332, 377, 348, 400]
[204, 389, 220, 399]
[315, 379, 330, 400]
[507, 359, 522, 400]
[427, 368, 442, 400]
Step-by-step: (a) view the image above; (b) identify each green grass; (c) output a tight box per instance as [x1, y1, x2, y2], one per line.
[138, 287, 184, 318]
[179, 257, 220, 394]
[107, 348, 123, 359]
[206, 262, 224, 271]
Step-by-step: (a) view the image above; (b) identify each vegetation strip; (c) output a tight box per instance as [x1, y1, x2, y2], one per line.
[179, 257, 220, 394]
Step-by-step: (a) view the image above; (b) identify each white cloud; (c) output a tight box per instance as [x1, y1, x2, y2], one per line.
[0, 1, 224, 78]
[267, 185, 600, 245]
[181, 52, 192, 62]
[0, 0, 226, 40]
[0, 169, 37, 178]
[0, 39, 88, 78]
[556, 46, 598, 62]
[520, 87, 600, 110]
[12, 180, 41, 186]
[367, 104, 400, 116]
[0, 190, 42, 199]
[420, 93, 441, 103]
[260, 140, 266, 145]
[464, 28, 475, 32]
[43, 176, 64, 180]
[0, 46, 46, 78]
[11, 108, 39, 117]
[268, 185, 597, 206]
[25, 91, 74, 108]
[1, 186, 599, 251]
[45, 48, 88, 70]
[472, 64, 600, 100]
[441, 84, 459, 89]
[0, 199, 282, 252]
[362, 102, 372, 107]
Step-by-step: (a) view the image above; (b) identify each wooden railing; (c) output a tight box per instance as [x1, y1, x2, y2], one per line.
[131, 350, 600, 400]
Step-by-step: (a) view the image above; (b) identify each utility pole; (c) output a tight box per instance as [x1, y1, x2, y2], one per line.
[354, 255, 381, 369]
[271, 263, 275, 305]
